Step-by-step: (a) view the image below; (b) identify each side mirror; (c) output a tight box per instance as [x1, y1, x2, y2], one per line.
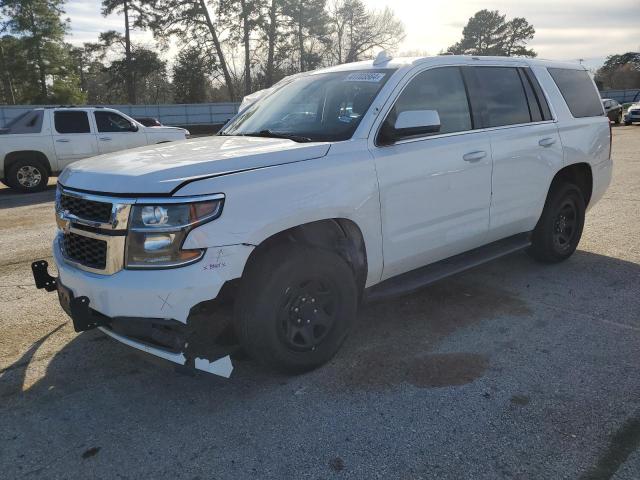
[130, 123, 139, 132]
[393, 110, 441, 140]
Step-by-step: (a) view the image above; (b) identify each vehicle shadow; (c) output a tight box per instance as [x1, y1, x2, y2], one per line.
[0, 181, 57, 209]
[2, 248, 638, 409]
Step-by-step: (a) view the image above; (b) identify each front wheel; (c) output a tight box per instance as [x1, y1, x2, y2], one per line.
[528, 183, 585, 263]
[234, 243, 358, 373]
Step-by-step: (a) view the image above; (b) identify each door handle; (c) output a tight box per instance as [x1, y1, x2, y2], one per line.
[56, 139, 70, 143]
[539, 137, 556, 147]
[463, 150, 487, 162]
[99, 136, 112, 141]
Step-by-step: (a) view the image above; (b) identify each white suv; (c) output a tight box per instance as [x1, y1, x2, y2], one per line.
[0, 107, 189, 192]
[33, 55, 612, 377]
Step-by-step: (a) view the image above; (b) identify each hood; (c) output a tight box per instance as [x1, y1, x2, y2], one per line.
[58, 135, 330, 194]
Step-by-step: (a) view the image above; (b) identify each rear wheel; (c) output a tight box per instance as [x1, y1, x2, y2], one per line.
[528, 183, 585, 263]
[6, 158, 49, 193]
[234, 243, 358, 373]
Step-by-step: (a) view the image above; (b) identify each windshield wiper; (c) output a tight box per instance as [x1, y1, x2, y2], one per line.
[240, 129, 313, 143]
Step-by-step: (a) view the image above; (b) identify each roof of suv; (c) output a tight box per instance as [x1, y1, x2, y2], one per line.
[313, 55, 587, 75]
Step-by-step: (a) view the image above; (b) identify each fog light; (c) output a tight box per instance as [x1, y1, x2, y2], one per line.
[143, 234, 173, 251]
[141, 206, 169, 226]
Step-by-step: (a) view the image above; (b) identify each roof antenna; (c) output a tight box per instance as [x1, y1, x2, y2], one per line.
[373, 50, 392, 66]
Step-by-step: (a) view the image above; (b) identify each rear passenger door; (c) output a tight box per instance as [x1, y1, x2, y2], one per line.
[371, 66, 493, 280]
[52, 111, 99, 169]
[466, 66, 563, 241]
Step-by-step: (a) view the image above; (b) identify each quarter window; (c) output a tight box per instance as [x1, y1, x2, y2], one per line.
[379, 66, 472, 143]
[95, 111, 136, 133]
[473, 67, 531, 127]
[54, 111, 91, 134]
[548, 68, 603, 118]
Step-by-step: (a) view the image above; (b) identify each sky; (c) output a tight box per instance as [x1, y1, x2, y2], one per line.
[63, 0, 640, 70]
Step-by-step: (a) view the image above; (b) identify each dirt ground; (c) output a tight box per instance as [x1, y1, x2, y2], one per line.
[0, 126, 639, 479]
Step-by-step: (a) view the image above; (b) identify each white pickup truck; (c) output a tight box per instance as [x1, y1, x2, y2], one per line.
[32, 55, 612, 378]
[1, 107, 188, 192]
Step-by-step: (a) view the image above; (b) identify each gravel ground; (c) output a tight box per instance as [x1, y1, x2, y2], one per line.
[0, 126, 639, 479]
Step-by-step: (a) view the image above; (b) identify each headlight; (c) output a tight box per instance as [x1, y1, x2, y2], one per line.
[125, 196, 223, 269]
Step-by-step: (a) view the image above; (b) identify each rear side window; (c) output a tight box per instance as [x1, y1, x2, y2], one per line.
[473, 67, 531, 127]
[54, 111, 91, 134]
[548, 68, 603, 118]
[2, 111, 44, 134]
[520, 68, 552, 121]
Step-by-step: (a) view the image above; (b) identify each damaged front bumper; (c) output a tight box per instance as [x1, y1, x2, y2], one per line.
[31, 246, 251, 378]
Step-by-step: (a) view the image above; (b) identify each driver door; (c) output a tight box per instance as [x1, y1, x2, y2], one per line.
[94, 111, 148, 154]
[370, 66, 493, 280]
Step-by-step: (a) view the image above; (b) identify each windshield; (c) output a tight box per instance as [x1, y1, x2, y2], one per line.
[222, 69, 395, 142]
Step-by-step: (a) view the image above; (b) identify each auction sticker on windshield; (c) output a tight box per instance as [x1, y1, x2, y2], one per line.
[344, 72, 386, 82]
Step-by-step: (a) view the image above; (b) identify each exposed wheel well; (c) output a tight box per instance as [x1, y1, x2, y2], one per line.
[550, 163, 593, 207]
[244, 219, 368, 295]
[4, 151, 52, 177]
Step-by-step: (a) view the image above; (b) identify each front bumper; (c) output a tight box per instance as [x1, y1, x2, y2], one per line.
[33, 240, 254, 377]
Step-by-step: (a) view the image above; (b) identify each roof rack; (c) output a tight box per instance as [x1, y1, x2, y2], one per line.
[43, 105, 107, 109]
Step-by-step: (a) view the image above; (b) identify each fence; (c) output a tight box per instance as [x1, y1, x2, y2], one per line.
[0, 103, 241, 128]
[599, 89, 640, 104]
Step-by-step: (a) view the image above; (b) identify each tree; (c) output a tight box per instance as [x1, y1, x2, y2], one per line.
[172, 46, 215, 102]
[282, 0, 330, 72]
[1, 0, 70, 101]
[329, 0, 404, 64]
[102, 0, 152, 104]
[595, 52, 640, 89]
[219, 0, 264, 95]
[448, 10, 536, 58]
[0, 25, 15, 104]
[263, 0, 281, 87]
[150, 0, 236, 100]
[83, 31, 170, 104]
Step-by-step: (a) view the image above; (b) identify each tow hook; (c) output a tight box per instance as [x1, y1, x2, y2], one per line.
[31, 260, 108, 332]
[31, 260, 57, 292]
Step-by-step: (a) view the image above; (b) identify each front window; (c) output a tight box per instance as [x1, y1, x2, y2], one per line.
[95, 111, 137, 133]
[221, 69, 395, 142]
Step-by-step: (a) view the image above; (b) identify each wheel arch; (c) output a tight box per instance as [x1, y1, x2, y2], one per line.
[549, 162, 593, 207]
[4, 150, 52, 177]
[242, 218, 369, 295]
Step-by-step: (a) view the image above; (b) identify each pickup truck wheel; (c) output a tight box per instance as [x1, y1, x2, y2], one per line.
[6, 159, 49, 193]
[528, 183, 585, 263]
[235, 244, 358, 373]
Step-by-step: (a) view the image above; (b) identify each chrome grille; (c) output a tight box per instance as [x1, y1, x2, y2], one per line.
[60, 193, 113, 224]
[62, 232, 108, 270]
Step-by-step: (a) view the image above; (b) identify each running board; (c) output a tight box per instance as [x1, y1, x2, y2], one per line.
[364, 233, 531, 303]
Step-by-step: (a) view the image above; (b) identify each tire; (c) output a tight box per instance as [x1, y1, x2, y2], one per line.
[625, 121, 632, 126]
[528, 182, 585, 263]
[6, 158, 49, 193]
[234, 243, 358, 373]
